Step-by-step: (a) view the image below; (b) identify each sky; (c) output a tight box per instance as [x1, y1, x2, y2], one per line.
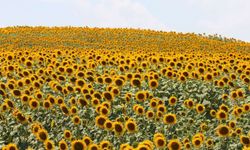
[0, 0, 250, 42]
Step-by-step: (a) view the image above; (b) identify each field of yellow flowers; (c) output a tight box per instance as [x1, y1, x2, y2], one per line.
[0, 27, 250, 150]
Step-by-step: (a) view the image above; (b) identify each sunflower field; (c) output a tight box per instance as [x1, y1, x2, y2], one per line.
[0, 27, 250, 150]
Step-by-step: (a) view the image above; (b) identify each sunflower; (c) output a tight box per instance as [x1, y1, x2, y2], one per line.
[135, 91, 147, 102]
[166, 70, 174, 78]
[25, 60, 32, 68]
[31, 123, 42, 134]
[228, 120, 236, 129]
[236, 107, 244, 116]
[154, 137, 166, 148]
[149, 79, 158, 89]
[69, 97, 77, 105]
[29, 99, 39, 110]
[193, 133, 205, 142]
[114, 78, 124, 87]
[126, 73, 133, 80]
[154, 133, 165, 140]
[204, 73, 213, 81]
[59, 139, 68, 150]
[216, 110, 228, 120]
[229, 73, 237, 80]
[12, 89, 21, 97]
[216, 124, 230, 137]
[184, 143, 191, 149]
[0, 103, 9, 112]
[167, 139, 182, 150]
[179, 75, 186, 82]
[43, 100, 52, 110]
[156, 111, 163, 118]
[169, 96, 177, 106]
[141, 140, 154, 150]
[93, 91, 102, 99]
[146, 91, 152, 99]
[16, 112, 27, 124]
[76, 79, 86, 87]
[221, 94, 229, 100]
[6, 99, 15, 109]
[200, 123, 208, 131]
[113, 121, 124, 136]
[82, 136, 93, 147]
[228, 81, 234, 87]
[56, 97, 64, 105]
[196, 104, 205, 114]
[102, 91, 114, 102]
[102, 101, 111, 110]
[230, 91, 238, 100]
[85, 93, 93, 101]
[218, 80, 225, 87]
[120, 143, 131, 150]
[192, 137, 202, 148]
[210, 109, 216, 117]
[125, 120, 137, 133]
[6, 143, 18, 150]
[243, 77, 250, 84]
[186, 99, 195, 109]
[111, 87, 120, 96]
[33, 81, 41, 89]
[37, 129, 48, 142]
[182, 137, 189, 144]
[64, 129, 72, 140]
[219, 104, 229, 112]
[146, 110, 155, 119]
[134, 73, 143, 79]
[72, 115, 81, 125]
[95, 105, 102, 114]
[157, 105, 166, 113]
[106, 85, 113, 92]
[163, 113, 177, 125]
[149, 98, 158, 108]
[136, 144, 151, 150]
[71, 140, 87, 150]
[96, 77, 104, 84]
[88, 144, 100, 150]
[230, 131, 237, 137]
[240, 135, 250, 146]
[236, 127, 243, 135]
[205, 138, 214, 148]
[241, 104, 249, 113]
[7, 81, 15, 90]
[95, 115, 107, 129]
[100, 106, 110, 116]
[60, 104, 70, 116]
[104, 77, 113, 84]
[78, 98, 88, 107]
[44, 140, 55, 150]
[99, 140, 112, 149]
[236, 89, 245, 98]
[0, 88, 6, 97]
[135, 105, 144, 115]
[70, 106, 78, 115]
[131, 78, 141, 87]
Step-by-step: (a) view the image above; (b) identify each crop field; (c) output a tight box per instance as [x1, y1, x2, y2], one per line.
[0, 27, 250, 150]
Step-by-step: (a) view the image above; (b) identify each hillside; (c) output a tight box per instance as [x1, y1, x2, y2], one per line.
[0, 27, 250, 150]
[0, 27, 250, 53]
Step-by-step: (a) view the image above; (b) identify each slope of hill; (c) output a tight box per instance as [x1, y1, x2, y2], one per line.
[0, 27, 250, 150]
[0, 26, 249, 53]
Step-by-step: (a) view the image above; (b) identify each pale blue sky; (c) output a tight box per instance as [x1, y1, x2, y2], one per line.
[0, 0, 250, 41]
